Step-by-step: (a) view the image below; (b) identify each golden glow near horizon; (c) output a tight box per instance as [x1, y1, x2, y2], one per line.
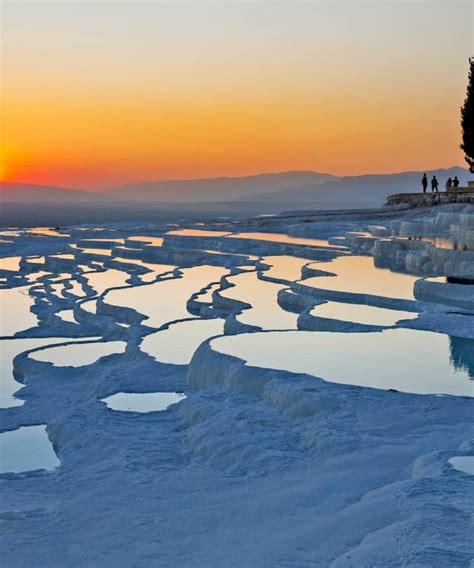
[1, 1, 472, 189]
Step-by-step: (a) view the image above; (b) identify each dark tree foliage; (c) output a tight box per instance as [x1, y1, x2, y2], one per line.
[460, 58, 474, 173]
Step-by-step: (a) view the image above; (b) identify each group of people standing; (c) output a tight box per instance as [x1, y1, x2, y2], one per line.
[421, 173, 460, 193]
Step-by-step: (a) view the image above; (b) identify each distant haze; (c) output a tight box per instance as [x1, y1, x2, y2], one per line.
[1, 167, 469, 218]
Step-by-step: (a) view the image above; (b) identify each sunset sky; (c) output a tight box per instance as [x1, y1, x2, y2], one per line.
[1, 0, 472, 189]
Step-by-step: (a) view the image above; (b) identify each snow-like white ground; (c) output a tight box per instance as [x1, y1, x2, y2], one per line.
[0, 205, 473, 567]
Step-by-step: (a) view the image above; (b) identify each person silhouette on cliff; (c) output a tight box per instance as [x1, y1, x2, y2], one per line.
[445, 177, 452, 191]
[421, 174, 428, 193]
[431, 176, 439, 192]
[453, 176, 460, 188]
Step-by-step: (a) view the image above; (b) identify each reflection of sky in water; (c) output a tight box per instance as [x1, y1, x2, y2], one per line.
[127, 236, 164, 246]
[195, 282, 220, 303]
[228, 232, 346, 249]
[0, 425, 59, 473]
[213, 329, 474, 396]
[448, 456, 474, 475]
[80, 238, 124, 244]
[301, 256, 417, 300]
[30, 340, 126, 367]
[70, 244, 113, 256]
[114, 258, 175, 283]
[310, 302, 417, 327]
[26, 256, 45, 264]
[57, 309, 76, 323]
[0, 337, 85, 407]
[449, 336, 474, 379]
[105, 265, 227, 328]
[0, 287, 37, 335]
[28, 227, 68, 238]
[80, 248, 113, 256]
[0, 256, 21, 271]
[261, 255, 311, 282]
[167, 229, 231, 237]
[103, 392, 186, 413]
[221, 271, 298, 329]
[84, 269, 130, 295]
[26, 271, 50, 283]
[51, 254, 75, 260]
[80, 299, 97, 314]
[67, 280, 86, 297]
[141, 318, 224, 364]
[50, 282, 65, 298]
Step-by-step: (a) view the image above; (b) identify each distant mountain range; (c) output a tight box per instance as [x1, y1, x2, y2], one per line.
[0, 183, 111, 203]
[103, 171, 336, 202]
[233, 167, 471, 204]
[1, 167, 470, 212]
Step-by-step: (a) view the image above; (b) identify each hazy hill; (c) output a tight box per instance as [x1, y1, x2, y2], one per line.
[1, 168, 470, 222]
[234, 167, 471, 206]
[0, 182, 108, 203]
[105, 171, 336, 202]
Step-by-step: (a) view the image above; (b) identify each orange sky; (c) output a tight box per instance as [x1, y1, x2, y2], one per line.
[1, 1, 472, 189]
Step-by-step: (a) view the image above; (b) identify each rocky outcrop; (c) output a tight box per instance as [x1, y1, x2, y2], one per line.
[386, 191, 474, 208]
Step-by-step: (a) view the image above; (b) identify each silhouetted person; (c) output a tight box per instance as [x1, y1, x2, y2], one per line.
[445, 177, 452, 191]
[421, 173, 428, 193]
[453, 176, 460, 188]
[431, 176, 439, 192]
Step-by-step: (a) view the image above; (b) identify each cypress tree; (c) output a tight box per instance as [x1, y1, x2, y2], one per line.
[460, 58, 474, 173]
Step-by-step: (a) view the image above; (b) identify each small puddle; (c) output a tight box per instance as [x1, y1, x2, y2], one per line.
[0, 425, 59, 473]
[310, 302, 417, 327]
[448, 456, 474, 475]
[212, 328, 474, 396]
[103, 392, 186, 413]
[30, 340, 126, 367]
[141, 318, 225, 364]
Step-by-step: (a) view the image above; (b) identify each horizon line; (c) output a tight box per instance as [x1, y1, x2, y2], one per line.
[1, 164, 469, 193]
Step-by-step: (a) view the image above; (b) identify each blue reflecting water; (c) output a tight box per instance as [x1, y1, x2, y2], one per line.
[103, 392, 186, 413]
[0, 425, 59, 473]
[213, 328, 474, 396]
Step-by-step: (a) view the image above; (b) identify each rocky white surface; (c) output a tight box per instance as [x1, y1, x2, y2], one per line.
[0, 205, 472, 567]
